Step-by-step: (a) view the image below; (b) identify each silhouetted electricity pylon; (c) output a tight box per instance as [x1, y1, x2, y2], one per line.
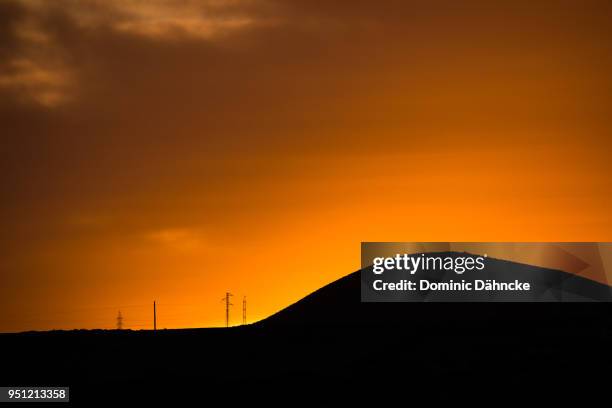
[116, 311, 123, 330]
[242, 296, 247, 325]
[153, 301, 157, 332]
[221, 292, 233, 327]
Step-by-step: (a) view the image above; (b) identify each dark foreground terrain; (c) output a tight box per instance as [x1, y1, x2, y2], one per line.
[2, 263, 612, 404]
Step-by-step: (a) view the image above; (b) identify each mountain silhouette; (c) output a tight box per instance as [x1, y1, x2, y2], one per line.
[262, 252, 612, 332]
[1, 253, 611, 404]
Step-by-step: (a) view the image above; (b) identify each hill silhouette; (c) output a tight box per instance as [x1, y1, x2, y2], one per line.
[1, 254, 612, 404]
[262, 252, 612, 331]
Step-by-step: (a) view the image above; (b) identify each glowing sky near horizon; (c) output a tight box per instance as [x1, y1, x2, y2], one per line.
[1, 0, 612, 332]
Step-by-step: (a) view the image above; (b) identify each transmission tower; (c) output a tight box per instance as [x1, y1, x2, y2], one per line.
[242, 296, 247, 325]
[116, 311, 123, 330]
[221, 292, 233, 327]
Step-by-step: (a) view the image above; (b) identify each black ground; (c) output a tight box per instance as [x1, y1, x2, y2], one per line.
[2, 266, 611, 405]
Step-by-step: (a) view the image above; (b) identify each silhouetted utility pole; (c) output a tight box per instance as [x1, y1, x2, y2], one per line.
[221, 292, 233, 327]
[153, 301, 157, 331]
[242, 296, 247, 325]
[116, 311, 123, 330]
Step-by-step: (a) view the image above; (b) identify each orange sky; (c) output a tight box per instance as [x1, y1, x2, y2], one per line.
[1, 0, 612, 332]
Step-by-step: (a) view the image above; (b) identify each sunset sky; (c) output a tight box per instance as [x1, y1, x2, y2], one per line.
[1, 0, 612, 332]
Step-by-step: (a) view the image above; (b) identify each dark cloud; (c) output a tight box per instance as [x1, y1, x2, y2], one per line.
[2, 0, 611, 222]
